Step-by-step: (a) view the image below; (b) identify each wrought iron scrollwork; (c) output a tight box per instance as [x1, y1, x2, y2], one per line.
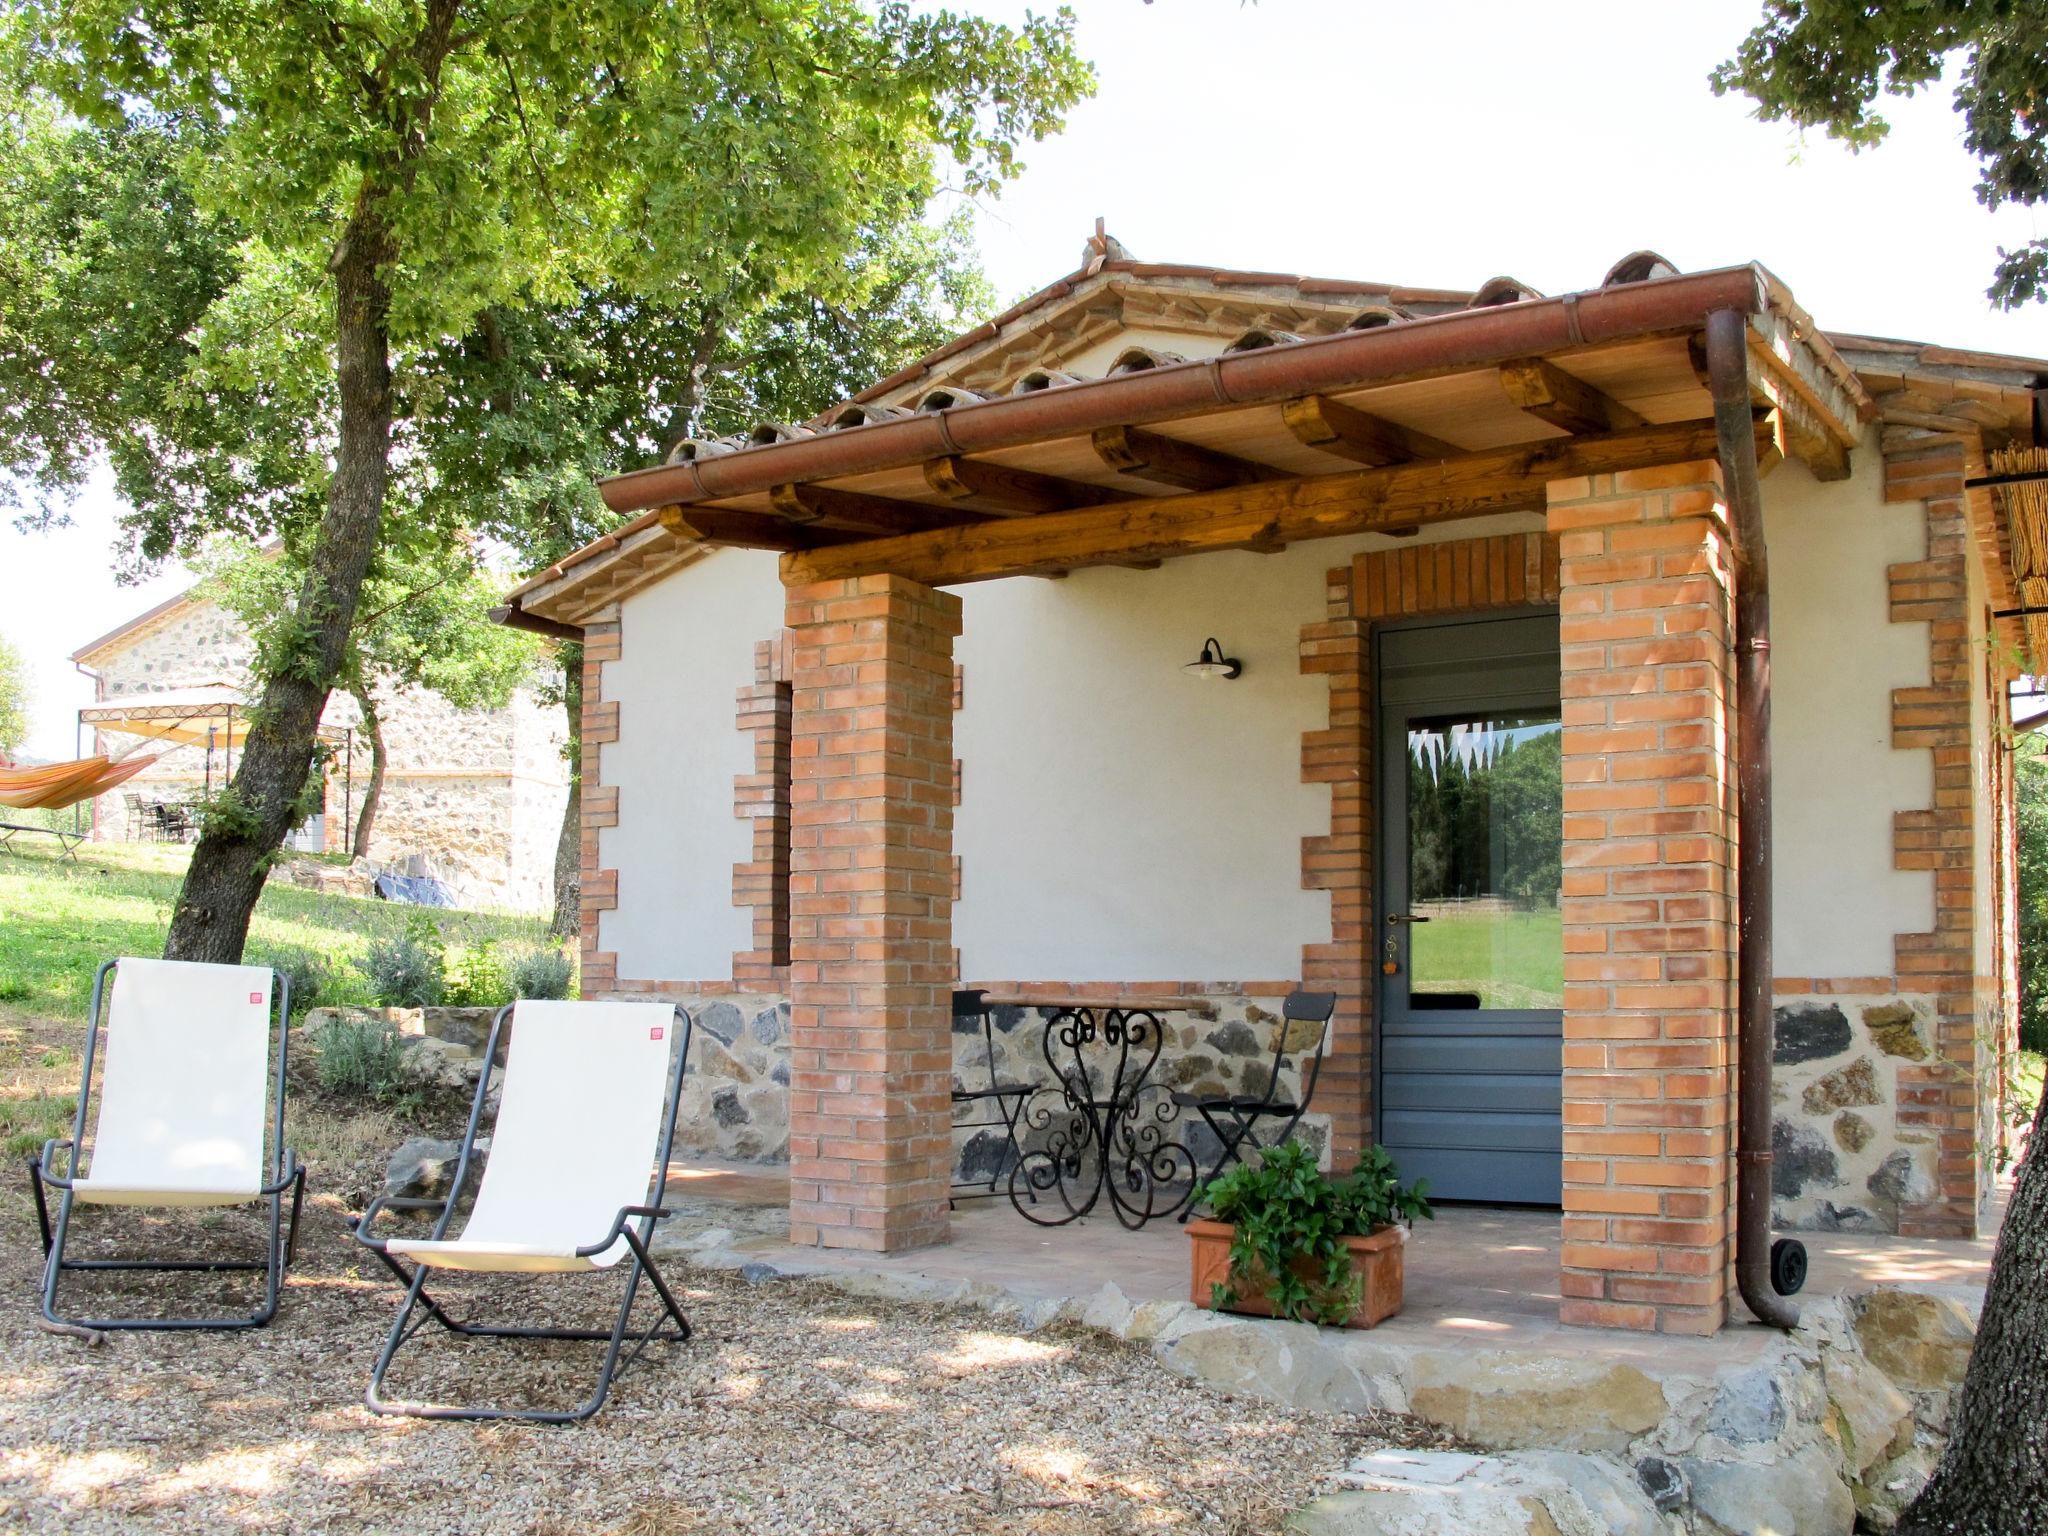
[1007, 1006, 1195, 1228]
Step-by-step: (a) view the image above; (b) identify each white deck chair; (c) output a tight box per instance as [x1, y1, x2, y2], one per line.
[353, 998, 694, 1422]
[31, 957, 304, 1330]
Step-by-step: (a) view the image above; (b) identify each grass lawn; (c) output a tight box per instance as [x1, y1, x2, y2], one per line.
[1409, 906, 1563, 1010]
[0, 838, 549, 1161]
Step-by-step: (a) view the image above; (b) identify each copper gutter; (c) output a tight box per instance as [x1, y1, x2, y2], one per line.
[594, 265, 1777, 517]
[1707, 306, 1799, 1330]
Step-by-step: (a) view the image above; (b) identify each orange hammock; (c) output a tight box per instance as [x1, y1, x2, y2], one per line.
[0, 753, 161, 812]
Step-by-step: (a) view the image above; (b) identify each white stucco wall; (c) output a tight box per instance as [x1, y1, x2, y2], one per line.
[1765, 434, 1935, 977]
[953, 516, 1542, 982]
[602, 548, 783, 980]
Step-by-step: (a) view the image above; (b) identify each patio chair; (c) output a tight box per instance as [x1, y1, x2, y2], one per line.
[352, 999, 694, 1423]
[1176, 990, 1336, 1217]
[29, 957, 305, 1330]
[949, 989, 1037, 1204]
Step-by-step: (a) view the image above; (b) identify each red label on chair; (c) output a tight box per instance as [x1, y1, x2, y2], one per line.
[250, 992, 264, 1005]
[650, 1026, 665, 1041]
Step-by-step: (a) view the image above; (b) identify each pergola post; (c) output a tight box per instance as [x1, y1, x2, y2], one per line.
[783, 573, 962, 1252]
[1549, 463, 1740, 1334]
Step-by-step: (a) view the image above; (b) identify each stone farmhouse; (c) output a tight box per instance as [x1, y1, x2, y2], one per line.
[496, 232, 2045, 1336]
[74, 576, 569, 913]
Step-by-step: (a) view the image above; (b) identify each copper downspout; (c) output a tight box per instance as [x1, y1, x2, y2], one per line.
[1706, 307, 1799, 1329]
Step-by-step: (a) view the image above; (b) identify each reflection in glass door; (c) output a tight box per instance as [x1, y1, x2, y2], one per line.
[1377, 615, 1563, 1205]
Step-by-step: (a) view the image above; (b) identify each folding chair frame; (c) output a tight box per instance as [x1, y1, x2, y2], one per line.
[352, 1001, 695, 1424]
[29, 958, 305, 1330]
[1179, 991, 1336, 1221]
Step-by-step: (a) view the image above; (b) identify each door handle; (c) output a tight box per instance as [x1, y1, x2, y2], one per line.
[1386, 913, 1431, 924]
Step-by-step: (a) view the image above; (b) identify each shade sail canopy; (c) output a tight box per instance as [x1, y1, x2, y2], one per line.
[79, 684, 255, 748]
[0, 753, 160, 811]
[79, 684, 350, 750]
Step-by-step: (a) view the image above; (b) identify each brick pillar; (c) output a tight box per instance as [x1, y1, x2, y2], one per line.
[784, 574, 962, 1252]
[1550, 464, 1738, 1335]
[1301, 562, 1370, 1164]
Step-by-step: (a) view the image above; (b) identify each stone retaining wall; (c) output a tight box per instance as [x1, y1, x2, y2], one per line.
[615, 991, 1332, 1187]
[1771, 995, 1943, 1234]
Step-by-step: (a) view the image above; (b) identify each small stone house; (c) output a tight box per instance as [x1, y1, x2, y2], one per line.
[74, 576, 569, 913]
[497, 234, 2043, 1335]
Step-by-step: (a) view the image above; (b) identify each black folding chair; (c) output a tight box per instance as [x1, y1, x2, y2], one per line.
[29, 957, 305, 1330]
[1177, 990, 1336, 1215]
[949, 989, 1037, 1204]
[352, 999, 695, 1423]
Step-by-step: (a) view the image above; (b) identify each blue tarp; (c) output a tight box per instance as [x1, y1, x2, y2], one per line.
[372, 871, 457, 908]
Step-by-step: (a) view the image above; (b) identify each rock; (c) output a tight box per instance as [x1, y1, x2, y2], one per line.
[1862, 1002, 1930, 1061]
[384, 1137, 464, 1201]
[1823, 1347, 1913, 1475]
[1866, 1149, 1936, 1218]
[739, 1260, 780, 1285]
[1404, 1356, 1667, 1455]
[954, 1128, 1016, 1189]
[694, 1034, 754, 1086]
[421, 1005, 498, 1053]
[1854, 1441, 1937, 1533]
[1681, 1442, 1855, 1536]
[769, 1059, 790, 1086]
[1299, 1451, 1664, 1536]
[1155, 1316, 1380, 1414]
[1850, 1291, 1976, 1393]
[1707, 1364, 1785, 1444]
[711, 1086, 747, 1128]
[1119, 1298, 1192, 1344]
[1834, 1111, 1874, 1154]
[1634, 1456, 1686, 1514]
[1775, 1003, 1852, 1065]
[1205, 1021, 1260, 1057]
[1773, 1118, 1841, 1198]
[1080, 1282, 1134, 1335]
[1162, 1051, 1219, 1087]
[1802, 1056, 1880, 1114]
[1282, 1015, 1326, 1052]
[749, 1004, 786, 1048]
[693, 1000, 744, 1045]
[1802, 1201, 1883, 1233]
[402, 1036, 476, 1091]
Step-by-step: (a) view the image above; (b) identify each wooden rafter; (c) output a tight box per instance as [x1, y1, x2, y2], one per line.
[1686, 333, 1852, 481]
[783, 416, 1763, 588]
[1090, 424, 1284, 490]
[768, 482, 974, 536]
[1498, 357, 1646, 435]
[922, 455, 1132, 515]
[1281, 394, 1458, 466]
[659, 505, 862, 551]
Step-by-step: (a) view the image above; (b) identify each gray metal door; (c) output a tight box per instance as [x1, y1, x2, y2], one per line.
[1376, 613, 1562, 1205]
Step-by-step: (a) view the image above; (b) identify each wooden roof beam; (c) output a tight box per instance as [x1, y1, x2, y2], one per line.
[1281, 394, 1458, 466]
[1498, 357, 1646, 435]
[922, 455, 1133, 516]
[769, 482, 978, 536]
[784, 415, 1767, 589]
[660, 505, 863, 551]
[1090, 424, 1285, 490]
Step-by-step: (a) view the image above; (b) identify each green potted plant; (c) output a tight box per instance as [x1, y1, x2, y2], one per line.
[1187, 1140, 1431, 1328]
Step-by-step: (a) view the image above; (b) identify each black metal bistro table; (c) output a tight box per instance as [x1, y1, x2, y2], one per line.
[983, 992, 1214, 1230]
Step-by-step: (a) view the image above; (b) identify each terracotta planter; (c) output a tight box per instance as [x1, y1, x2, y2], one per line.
[1186, 1217, 1406, 1329]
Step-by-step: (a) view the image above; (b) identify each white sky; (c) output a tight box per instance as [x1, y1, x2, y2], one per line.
[3, 0, 2045, 759]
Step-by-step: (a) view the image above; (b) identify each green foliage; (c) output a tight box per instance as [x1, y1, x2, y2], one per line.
[251, 946, 332, 1022]
[509, 945, 573, 1000]
[358, 914, 447, 1008]
[1713, 3, 2048, 307]
[2017, 739, 2048, 1054]
[444, 937, 510, 1009]
[0, 633, 29, 753]
[309, 1013, 417, 1103]
[1196, 1141, 1432, 1327]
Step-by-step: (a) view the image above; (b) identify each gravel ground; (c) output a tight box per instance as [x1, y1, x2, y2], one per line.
[0, 1187, 1436, 1534]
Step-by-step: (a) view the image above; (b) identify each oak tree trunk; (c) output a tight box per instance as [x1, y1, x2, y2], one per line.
[1898, 1089, 2048, 1534]
[164, 208, 392, 962]
[548, 644, 581, 939]
[348, 682, 386, 858]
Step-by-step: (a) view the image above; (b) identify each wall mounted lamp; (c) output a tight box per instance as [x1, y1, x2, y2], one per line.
[1183, 637, 1243, 680]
